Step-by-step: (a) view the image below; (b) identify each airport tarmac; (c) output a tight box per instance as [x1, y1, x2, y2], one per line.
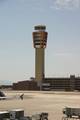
[0, 91, 80, 120]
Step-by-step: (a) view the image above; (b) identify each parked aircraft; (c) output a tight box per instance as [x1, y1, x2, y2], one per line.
[0, 91, 24, 100]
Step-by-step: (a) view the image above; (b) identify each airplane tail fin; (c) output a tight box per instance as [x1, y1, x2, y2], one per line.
[20, 94, 24, 100]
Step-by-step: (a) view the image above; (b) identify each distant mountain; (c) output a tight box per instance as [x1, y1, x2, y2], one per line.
[0, 80, 12, 85]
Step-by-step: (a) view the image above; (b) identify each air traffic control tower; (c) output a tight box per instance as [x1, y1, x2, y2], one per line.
[32, 25, 48, 89]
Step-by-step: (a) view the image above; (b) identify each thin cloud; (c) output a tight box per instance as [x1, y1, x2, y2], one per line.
[51, 0, 80, 10]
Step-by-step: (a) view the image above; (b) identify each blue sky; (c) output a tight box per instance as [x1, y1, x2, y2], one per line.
[0, 0, 80, 83]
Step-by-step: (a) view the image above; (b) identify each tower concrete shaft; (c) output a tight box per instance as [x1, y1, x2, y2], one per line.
[32, 25, 48, 87]
[35, 48, 44, 82]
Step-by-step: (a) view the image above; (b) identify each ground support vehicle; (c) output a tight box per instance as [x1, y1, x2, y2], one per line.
[62, 107, 80, 120]
[0, 109, 48, 120]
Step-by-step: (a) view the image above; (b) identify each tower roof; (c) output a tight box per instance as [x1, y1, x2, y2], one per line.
[34, 25, 46, 31]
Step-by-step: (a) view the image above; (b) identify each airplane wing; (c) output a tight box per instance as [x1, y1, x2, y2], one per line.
[0, 97, 6, 100]
[0, 95, 20, 100]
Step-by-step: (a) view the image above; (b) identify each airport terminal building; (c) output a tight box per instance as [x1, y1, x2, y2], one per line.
[43, 75, 80, 91]
[12, 75, 80, 91]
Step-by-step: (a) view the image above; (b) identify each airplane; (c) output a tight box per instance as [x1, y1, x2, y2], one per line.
[0, 91, 24, 100]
